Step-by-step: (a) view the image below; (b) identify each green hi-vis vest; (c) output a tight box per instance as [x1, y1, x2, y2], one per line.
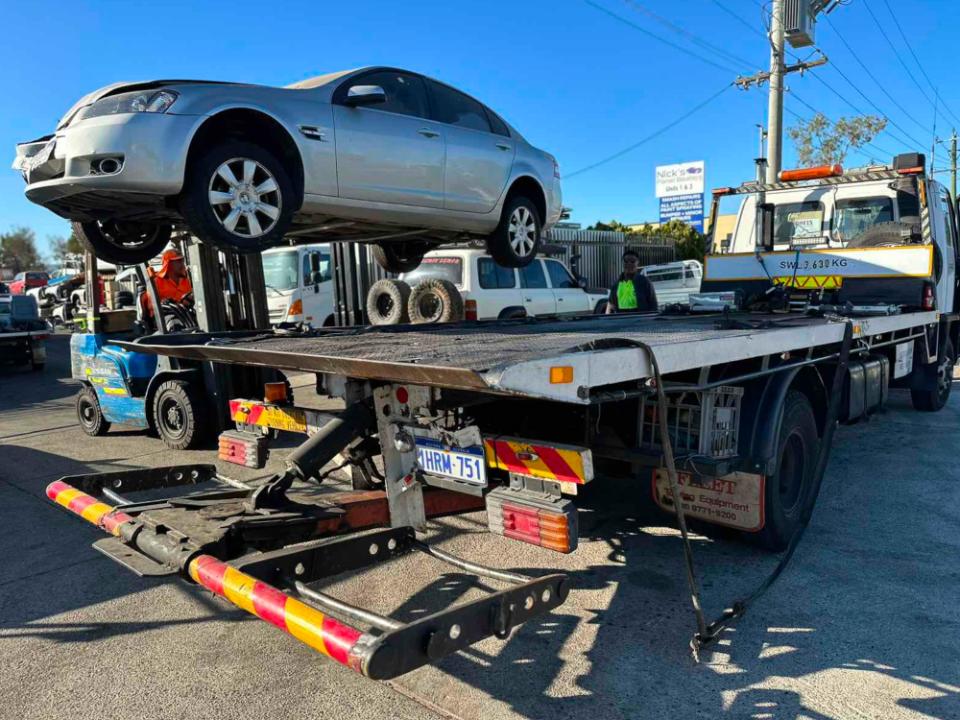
[617, 279, 638, 310]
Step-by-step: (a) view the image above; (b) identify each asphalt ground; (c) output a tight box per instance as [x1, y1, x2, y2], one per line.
[1, 334, 958, 720]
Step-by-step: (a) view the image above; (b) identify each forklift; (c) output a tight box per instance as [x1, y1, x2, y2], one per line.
[71, 236, 277, 448]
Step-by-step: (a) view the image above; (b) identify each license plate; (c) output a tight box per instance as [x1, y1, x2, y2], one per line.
[415, 437, 487, 486]
[25, 141, 55, 172]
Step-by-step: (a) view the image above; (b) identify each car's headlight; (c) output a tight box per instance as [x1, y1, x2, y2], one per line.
[74, 90, 178, 122]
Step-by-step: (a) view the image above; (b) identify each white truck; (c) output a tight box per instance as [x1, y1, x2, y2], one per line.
[47, 153, 958, 679]
[261, 243, 334, 327]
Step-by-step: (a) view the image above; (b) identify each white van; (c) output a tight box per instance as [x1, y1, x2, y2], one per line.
[262, 244, 334, 326]
[640, 259, 703, 307]
[399, 248, 609, 320]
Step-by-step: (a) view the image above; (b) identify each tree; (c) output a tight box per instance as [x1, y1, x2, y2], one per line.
[788, 113, 888, 166]
[587, 218, 707, 262]
[49, 228, 84, 266]
[0, 227, 43, 274]
[587, 220, 636, 233]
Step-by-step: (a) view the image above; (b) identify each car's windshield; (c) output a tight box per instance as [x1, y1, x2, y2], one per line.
[401, 257, 463, 286]
[262, 251, 299, 291]
[833, 196, 895, 245]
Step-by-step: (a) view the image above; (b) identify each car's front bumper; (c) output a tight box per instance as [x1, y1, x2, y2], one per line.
[14, 112, 202, 221]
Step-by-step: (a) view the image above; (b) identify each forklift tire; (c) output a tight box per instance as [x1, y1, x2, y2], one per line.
[153, 379, 206, 450]
[180, 140, 295, 253]
[911, 339, 954, 412]
[72, 220, 172, 265]
[371, 242, 432, 274]
[367, 279, 411, 325]
[408, 279, 464, 324]
[76, 386, 110, 437]
[755, 391, 820, 551]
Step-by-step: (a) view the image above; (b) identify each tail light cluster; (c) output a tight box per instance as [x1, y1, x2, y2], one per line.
[464, 299, 478, 321]
[486, 487, 578, 553]
[922, 282, 936, 311]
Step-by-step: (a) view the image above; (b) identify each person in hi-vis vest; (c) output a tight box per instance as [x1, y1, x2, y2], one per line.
[606, 249, 657, 313]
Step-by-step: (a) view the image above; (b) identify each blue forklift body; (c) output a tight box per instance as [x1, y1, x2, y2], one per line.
[70, 333, 158, 427]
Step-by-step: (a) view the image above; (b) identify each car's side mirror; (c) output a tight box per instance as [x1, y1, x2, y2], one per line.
[577, 277, 587, 289]
[344, 85, 386, 107]
[310, 271, 323, 285]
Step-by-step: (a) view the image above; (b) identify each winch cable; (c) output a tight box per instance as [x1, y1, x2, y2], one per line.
[689, 320, 853, 654]
[627, 319, 853, 659]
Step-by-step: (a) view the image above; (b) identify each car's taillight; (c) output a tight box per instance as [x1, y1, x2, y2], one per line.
[922, 282, 936, 310]
[464, 299, 478, 321]
[486, 487, 577, 553]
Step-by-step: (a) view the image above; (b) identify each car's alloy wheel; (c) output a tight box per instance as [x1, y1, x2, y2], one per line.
[207, 158, 282, 238]
[509, 206, 537, 259]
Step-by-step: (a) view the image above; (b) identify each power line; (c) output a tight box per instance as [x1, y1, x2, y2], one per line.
[583, 0, 741, 74]
[880, 0, 960, 129]
[622, 0, 758, 70]
[822, 14, 930, 136]
[565, 83, 734, 179]
[712, 0, 766, 39]
[861, 1, 937, 112]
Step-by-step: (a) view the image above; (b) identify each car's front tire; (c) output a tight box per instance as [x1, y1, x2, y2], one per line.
[486, 195, 541, 268]
[180, 141, 295, 253]
[371, 241, 432, 274]
[73, 220, 171, 265]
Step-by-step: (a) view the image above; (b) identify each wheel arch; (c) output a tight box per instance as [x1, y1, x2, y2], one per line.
[183, 107, 305, 209]
[742, 365, 828, 475]
[497, 305, 527, 320]
[503, 175, 547, 226]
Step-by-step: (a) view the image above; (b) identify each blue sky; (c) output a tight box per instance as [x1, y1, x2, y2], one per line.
[1, 0, 957, 256]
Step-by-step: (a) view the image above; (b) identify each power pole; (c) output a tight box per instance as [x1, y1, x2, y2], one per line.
[766, 0, 786, 184]
[951, 130, 957, 201]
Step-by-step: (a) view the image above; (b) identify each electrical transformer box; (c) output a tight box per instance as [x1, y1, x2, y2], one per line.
[784, 0, 816, 48]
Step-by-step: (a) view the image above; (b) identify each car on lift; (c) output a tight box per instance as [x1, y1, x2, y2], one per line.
[13, 67, 562, 272]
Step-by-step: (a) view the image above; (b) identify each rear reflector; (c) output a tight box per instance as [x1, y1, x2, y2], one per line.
[264, 382, 288, 403]
[464, 299, 478, 321]
[486, 487, 577, 553]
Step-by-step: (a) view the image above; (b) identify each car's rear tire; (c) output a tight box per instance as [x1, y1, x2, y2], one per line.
[911, 339, 954, 411]
[367, 279, 411, 325]
[76, 386, 110, 436]
[152, 379, 206, 450]
[408, 279, 464, 324]
[180, 140, 295, 254]
[755, 391, 820, 551]
[486, 195, 542, 268]
[72, 220, 171, 265]
[371, 242, 432, 274]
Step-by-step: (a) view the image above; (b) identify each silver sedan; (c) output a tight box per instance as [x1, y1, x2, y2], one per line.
[13, 66, 562, 270]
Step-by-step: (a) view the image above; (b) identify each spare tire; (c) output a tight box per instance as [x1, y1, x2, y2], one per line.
[408, 278, 464, 324]
[366, 279, 411, 325]
[846, 220, 920, 248]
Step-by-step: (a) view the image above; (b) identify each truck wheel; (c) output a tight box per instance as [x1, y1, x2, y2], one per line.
[153, 379, 206, 450]
[76, 386, 110, 437]
[408, 278, 464, 324]
[371, 242, 432, 273]
[911, 339, 955, 411]
[486, 195, 541, 268]
[756, 391, 819, 551]
[367, 279, 411, 325]
[72, 220, 171, 265]
[180, 141, 295, 253]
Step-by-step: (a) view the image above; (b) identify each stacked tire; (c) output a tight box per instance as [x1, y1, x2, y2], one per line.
[366, 279, 465, 326]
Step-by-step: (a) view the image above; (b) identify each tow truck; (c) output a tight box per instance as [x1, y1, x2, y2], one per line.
[47, 153, 958, 677]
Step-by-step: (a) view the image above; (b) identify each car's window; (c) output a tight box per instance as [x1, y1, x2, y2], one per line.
[401, 256, 463, 286]
[338, 71, 429, 119]
[301, 254, 311, 287]
[646, 268, 683, 283]
[486, 109, 510, 138]
[833, 196, 894, 246]
[545, 260, 576, 289]
[774, 201, 825, 246]
[428, 81, 491, 132]
[14, 273, 24, 281]
[478, 258, 516, 289]
[519, 261, 548, 289]
[262, 251, 300, 291]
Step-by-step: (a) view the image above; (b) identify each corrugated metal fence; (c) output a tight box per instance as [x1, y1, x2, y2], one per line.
[544, 229, 677, 288]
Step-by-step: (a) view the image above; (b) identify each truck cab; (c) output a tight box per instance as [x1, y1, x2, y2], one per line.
[262, 243, 334, 327]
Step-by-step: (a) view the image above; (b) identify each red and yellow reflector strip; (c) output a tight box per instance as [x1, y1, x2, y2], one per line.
[188, 555, 365, 671]
[484, 437, 593, 485]
[229, 399, 308, 434]
[46, 480, 133, 535]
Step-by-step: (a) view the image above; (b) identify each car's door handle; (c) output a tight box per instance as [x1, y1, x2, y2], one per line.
[418, 128, 440, 138]
[524, 297, 532, 302]
[496, 143, 511, 151]
[558, 297, 564, 301]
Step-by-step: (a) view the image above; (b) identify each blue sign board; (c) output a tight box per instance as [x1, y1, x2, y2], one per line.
[659, 193, 704, 233]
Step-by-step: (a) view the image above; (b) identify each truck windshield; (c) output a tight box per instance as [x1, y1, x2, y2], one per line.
[262, 251, 299, 291]
[401, 257, 463, 286]
[833, 197, 894, 245]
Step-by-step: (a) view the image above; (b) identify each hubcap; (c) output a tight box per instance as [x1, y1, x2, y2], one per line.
[161, 399, 185, 434]
[208, 158, 281, 238]
[508, 207, 536, 257]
